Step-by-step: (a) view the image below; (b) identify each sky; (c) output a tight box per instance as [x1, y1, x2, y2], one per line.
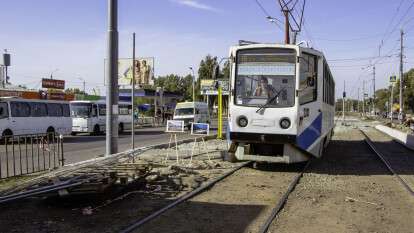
[0, 0, 414, 99]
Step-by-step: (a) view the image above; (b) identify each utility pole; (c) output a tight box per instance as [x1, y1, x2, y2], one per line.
[399, 29, 404, 122]
[131, 32, 136, 150]
[372, 65, 376, 116]
[390, 81, 394, 124]
[106, 0, 119, 155]
[342, 80, 345, 123]
[362, 80, 365, 117]
[357, 87, 360, 113]
[283, 10, 290, 44]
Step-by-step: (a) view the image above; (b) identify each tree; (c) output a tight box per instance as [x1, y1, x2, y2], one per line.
[65, 88, 85, 95]
[220, 60, 230, 79]
[375, 88, 390, 113]
[389, 68, 414, 113]
[154, 74, 194, 101]
[198, 55, 218, 80]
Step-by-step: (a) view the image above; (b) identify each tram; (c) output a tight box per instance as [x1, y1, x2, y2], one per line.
[227, 43, 335, 163]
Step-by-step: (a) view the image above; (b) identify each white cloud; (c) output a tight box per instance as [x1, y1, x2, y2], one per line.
[171, 0, 220, 13]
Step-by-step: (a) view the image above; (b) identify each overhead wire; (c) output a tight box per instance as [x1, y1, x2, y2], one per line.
[253, 0, 284, 31]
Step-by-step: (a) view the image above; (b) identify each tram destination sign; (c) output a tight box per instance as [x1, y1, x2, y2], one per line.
[42, 78, 65, 89]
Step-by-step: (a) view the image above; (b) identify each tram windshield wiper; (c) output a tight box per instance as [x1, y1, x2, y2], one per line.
[256, 88, 285, 113]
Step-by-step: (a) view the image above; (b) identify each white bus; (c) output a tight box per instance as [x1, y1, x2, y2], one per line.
[173, 102, 210, 129]
[0, 97, 72, 137]
[70, 100, 133, 135]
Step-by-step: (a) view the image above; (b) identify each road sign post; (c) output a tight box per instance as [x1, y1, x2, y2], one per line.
[217, 86, 223, 140]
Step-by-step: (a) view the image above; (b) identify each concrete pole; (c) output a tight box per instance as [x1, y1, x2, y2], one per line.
[362, 80, 365, 117]
[390, 83, 394, 124]
[283, 10, 290, 44]
[342, 80, 345, 123]
[357, 87, 360, 113]
[372, 65, 376, 116]
[131, 32, 136, 150]
[399, 29, 404, 121]
[105, 0, 119, 155]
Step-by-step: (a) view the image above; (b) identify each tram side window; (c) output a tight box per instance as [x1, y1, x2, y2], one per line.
[62, 104, 70, 117]
[0, 102, 9, 119]
[10, 102, 31, 117]
[299, 53, 318, 105]
[47, 103, 63, 117]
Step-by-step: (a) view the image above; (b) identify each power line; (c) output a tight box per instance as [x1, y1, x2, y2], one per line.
[253, 0, 284, 31]
[328, 55, 396, 62]
[253, 0, 283, 23]
[313, 33, 387, 42]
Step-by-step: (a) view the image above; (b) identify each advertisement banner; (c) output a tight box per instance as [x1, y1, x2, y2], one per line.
[105, 58, 155, 87]
[200, 79, 229, 95]
[42, 78, 65, 89]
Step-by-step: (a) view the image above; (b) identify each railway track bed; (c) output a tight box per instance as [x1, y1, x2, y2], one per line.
[126, 162, 307, 233]
[267, 125, 414, 233]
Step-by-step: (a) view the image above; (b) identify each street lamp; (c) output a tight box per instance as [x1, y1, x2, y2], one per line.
[189, 67, 195, 103]
[78, 77, 86, 99]
[266, 16, 283, 30]
[50, 69, 59, 79]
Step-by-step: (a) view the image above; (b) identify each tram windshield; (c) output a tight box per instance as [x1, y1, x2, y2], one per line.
[235, 48, 296, 107]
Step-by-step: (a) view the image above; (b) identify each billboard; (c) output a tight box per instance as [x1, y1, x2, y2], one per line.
[105, 58, 154, 87]
[42, 78, 65, 89]
[200, 79, 229, 95]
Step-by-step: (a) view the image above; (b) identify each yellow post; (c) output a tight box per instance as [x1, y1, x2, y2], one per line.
[217, 86, 223, 139]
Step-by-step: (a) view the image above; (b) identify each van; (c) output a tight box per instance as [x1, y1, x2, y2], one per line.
[173, 102, 210, 129]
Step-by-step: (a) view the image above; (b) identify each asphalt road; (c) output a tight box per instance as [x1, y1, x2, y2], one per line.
[0, 119, 225, 178]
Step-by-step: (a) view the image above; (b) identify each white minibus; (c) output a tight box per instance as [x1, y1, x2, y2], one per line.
[70, 100, 133, 135]
[173, 102, 210, 129]
[0, 97, 72, 137]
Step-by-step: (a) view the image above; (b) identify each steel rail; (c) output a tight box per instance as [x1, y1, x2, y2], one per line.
[119, 161, 252, 233]
[0, 175, 102, 204]
[258, 160, 311, 233]
[360, 129, 414, 196]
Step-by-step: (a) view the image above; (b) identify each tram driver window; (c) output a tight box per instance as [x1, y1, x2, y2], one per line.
[299, 53, 318, 105]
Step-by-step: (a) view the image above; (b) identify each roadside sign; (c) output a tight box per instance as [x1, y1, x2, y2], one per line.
[200, 79, 229, 95]
[364, 93, 368, 97]
[42, 78, 65, 89]
[389, 75, 397, 83]
[191, 123, 209, 135]
[166, 120, 184, 133]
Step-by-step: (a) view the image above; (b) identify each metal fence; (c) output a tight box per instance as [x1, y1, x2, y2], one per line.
[0, 133, 64, 179]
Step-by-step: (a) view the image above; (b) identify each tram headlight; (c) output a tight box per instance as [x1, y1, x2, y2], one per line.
[237, 116, 248, 127]
[279, 118, 291, 129]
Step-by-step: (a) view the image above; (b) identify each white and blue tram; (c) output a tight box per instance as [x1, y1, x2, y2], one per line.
[227, 43, 335, 163]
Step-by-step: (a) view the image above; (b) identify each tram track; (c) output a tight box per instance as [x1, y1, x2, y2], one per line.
[359, 128, 414, 196]
[120, 160, 310, 233]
